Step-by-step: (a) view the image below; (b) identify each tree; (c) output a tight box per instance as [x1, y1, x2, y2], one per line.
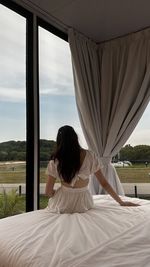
[119, 144, 150, 163]
[0, 140, 56, 161]
[0, 151, 8, 161]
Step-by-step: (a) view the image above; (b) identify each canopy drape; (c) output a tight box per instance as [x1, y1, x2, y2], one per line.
[69, 28, 150, 195]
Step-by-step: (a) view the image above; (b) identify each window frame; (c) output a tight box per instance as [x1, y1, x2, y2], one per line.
[0, 0, 68, 211]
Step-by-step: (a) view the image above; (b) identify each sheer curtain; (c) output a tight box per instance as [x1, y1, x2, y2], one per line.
[69, 28, 150, 195]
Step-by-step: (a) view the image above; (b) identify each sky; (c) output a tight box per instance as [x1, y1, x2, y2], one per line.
[0, 3, 150, 148]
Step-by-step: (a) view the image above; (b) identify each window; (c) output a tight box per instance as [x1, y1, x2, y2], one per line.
[115, 102, 150, 198]
[0, 4, 26, 217]
[39, 26, 86, 207]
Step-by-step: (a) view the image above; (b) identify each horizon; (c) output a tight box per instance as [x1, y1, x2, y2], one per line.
[1, 139, 150, 148]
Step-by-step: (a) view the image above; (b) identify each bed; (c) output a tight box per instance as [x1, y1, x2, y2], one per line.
[0, 195, 150, 267]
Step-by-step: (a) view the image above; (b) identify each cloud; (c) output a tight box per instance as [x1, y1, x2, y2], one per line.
[1, 3, 150, 146]
[0, 87, 25, 102]
[0, 4, 26, 103]
[40, 87, 73, 96]
[39, 72, 74, 96]
[39, 27, 74, 96]
[0, 5, 74, 102]
[127, 129, 150, 146]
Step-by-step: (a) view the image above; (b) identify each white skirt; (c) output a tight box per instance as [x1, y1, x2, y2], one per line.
[47, 185, 94, 214]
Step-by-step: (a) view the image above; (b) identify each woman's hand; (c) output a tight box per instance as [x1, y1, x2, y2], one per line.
[120, 201, 140, 207]
[95, 170, 141, 207]
[48, 189, 56, 198]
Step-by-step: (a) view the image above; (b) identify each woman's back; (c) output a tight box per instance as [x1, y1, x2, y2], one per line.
[46, 149, 102, 213]
[61, 149, 89, 188]
[45, 125, 138, 214]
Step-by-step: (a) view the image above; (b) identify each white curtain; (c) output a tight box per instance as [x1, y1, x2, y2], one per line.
[69, 28, 150, 195]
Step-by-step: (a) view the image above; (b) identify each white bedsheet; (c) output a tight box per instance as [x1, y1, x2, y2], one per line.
[0, 195, 150, 267]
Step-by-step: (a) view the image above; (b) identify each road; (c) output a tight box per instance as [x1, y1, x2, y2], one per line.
[0, 183, 150, 196]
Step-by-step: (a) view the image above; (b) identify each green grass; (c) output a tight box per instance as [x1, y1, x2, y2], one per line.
[1, 162, 150, 184]
[116, 167, 150, 183]
[14, 195, 48, 211]
[1, 162, 150, 218]
[0, 194, 48, 218]
[0, 166, 47, 183]
[1, 161, 150, 185]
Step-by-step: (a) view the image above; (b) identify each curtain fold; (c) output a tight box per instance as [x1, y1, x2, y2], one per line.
[69, 28, 150, 195]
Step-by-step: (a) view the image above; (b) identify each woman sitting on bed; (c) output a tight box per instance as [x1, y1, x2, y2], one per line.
[45, 125, 138, 213]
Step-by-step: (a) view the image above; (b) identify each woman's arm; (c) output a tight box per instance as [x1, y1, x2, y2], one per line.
[45, 175, 56, 198]
[94, 169, 139, 206]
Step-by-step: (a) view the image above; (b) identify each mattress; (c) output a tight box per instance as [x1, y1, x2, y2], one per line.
[0, 195, 150, 267]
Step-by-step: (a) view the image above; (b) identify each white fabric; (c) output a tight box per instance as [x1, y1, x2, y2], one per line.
[46, 150, 103, 187]
[47, 185, 94, 213]
[0, 196, 150, 267]
[69, 28, 150, 195]
[46, 150, 102, 213]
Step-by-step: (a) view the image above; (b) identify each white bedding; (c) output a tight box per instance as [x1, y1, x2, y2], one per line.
[0, 195, 150, 267]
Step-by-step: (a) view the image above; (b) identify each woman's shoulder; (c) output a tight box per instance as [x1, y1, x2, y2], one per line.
[84, 150, 102, 166]
[79, 149, 101, 174]
[80, 148, 92, 154]
[84, 149, 97, 158]
[46, 159, 58, 176]
[48, 158, 58, 165]
[80, 149, 98, 166]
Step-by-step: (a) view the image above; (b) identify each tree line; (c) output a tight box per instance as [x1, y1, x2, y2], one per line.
[0, 141, 150, 163]
[0, 140, 56, 161]
[115, 144, 150, 163]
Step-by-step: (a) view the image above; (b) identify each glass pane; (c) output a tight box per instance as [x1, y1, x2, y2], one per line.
[39, 27, 86, 208]
[115, 102, 150, 199]
[126, 103, 150, 146]
[0, 4, 26, 217]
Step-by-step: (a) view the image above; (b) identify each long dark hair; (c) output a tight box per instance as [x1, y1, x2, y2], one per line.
[51, 125, 81, 183]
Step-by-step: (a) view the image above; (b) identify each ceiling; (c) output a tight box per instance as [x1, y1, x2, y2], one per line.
[16, 0, 150, 42]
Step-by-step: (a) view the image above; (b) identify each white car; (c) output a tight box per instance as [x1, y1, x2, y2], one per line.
[123, 161, 132, 166]
[112, 161, 131, 167]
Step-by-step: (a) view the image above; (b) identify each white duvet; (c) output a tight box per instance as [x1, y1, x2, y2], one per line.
[0, 195, 150, 267]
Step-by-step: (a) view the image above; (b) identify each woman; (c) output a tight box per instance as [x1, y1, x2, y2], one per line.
[45, 125, 138, 213]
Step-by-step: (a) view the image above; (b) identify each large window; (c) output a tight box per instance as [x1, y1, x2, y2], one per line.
[126, 103, 150, 146]
[0, 4, 26, 217]
[1, 0, 149, 209]
[39, 26, 86, 207]
[115, 103, 150, 198]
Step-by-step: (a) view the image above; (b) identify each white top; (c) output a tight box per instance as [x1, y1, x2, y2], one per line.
[46, 150, 102, 187]
[46, 150, 103, 213]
